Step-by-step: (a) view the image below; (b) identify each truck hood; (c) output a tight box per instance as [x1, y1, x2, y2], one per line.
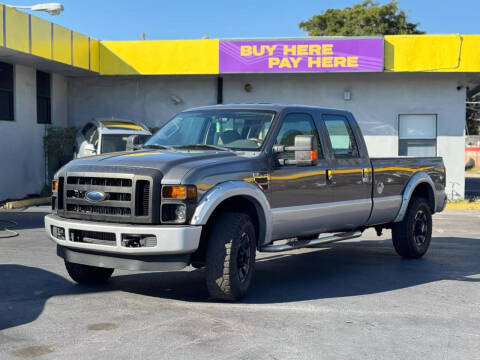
[64, 149, 250, 183]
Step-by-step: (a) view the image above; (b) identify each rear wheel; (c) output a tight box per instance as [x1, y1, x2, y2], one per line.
[65, 261, 114, 284]
[392, 197, 432, 259]
[205, 212, 256, 301]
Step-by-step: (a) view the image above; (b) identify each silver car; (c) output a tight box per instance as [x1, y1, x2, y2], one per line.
[74, 118, 151, 158]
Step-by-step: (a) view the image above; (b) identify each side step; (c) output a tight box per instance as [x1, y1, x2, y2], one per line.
[260, 231, 362, 253]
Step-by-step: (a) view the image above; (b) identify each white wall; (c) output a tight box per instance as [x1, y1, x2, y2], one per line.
[0, 65, 68, 200]
[222, 73, 466, 197]
[67, 76, 218, 128]
[66, 72, 466, 198]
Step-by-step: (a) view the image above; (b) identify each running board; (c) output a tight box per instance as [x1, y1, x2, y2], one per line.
[260, 231, 363, 253]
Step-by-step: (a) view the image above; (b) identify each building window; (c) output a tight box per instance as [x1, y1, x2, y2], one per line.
[399, 114, 437, 157]
[0, 62, 14, 121]
[37, 71, 51, 124]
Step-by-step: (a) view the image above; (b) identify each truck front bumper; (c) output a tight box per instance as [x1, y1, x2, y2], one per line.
[45, 214, 202, 271]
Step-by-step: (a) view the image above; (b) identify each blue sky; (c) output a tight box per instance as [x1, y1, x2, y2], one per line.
[5, 0, 480, 40]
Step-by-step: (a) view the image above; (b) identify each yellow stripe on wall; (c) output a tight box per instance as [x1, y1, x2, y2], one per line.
[385, 34, 480, 72]
[5, 6, 29, 53]
[31, 16, 52, 59]
[99, 39, 219, 75]
[89, 38, 100, 72]
[73, 32, 89, 69]
[0, 6, 4, 46]
[52, 24, 71, 64]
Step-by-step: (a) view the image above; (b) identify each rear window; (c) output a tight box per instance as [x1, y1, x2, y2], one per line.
[101, 134, 131, 153]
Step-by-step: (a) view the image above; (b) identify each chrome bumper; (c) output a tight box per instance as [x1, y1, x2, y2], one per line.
[45, 214, 202, 256]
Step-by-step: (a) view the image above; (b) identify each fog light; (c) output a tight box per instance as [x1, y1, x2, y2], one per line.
[121, 234, 157, 248]
[51, 225, 65, 240]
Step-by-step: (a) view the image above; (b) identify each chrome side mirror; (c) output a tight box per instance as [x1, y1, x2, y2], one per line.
[273, 135, 318, 166]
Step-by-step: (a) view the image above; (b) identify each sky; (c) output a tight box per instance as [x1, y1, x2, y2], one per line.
[5, 0, 480, 41]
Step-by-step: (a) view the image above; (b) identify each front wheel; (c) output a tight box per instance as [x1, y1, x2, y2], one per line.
[392, 197, 432, 259]
[205, 212, 256, 301]
[65, 261, 114, 284]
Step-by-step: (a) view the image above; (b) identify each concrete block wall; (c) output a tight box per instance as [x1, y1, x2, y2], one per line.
[67, 76, 218, 128]
[67, 72, 465, 198]
[0, 64, 68, 200]
[222, 73, 466, 198]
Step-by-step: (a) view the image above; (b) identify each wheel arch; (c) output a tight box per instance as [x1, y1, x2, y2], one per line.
[394, 172, 436, 223]
[190, 181, 272, 250]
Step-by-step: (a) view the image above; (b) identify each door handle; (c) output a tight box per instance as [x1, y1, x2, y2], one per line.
[326, 169, 334, 184]
[361, 168, 370, 183]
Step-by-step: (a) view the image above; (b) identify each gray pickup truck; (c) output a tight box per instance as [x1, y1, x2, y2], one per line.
[45, 104, 447, 300]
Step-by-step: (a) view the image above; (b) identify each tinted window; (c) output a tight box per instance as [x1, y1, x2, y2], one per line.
[323, 114, 359, 158]
[0, 62, 14, 121]
[276, 113, 322, 160]
[36, 71, 51, 124]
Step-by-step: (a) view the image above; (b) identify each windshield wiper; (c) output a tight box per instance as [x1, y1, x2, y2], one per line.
[174, 144, 232, 152]
[142, 144, 174, 150]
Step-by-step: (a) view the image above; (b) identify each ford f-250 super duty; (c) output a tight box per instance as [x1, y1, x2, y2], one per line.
[45, 104, 447, 301]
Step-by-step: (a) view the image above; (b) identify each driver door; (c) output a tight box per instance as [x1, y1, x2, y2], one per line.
[269, 112, 334, 240]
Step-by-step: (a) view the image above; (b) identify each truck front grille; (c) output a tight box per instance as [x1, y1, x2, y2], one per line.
[66, 204, 131, 216]
[61, 175, 152, 223]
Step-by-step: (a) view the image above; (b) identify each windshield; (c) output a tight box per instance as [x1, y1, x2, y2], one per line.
[145, 110, 276, 151]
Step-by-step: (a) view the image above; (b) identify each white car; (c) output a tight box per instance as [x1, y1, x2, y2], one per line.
[74, 118, 151, 158]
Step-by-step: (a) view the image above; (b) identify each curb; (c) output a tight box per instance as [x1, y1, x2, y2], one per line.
[2, 197, 51, 210]
[445, 203, 480, 210]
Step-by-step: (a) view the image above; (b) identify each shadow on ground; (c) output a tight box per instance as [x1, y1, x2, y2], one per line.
[0, 210, 49, 231]
[1, 236, 479, 330]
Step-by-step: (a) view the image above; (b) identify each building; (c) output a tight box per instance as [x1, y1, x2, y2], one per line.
[1, 5, 479, 200]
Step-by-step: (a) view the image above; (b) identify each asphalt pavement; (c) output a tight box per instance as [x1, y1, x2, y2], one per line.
[0, 206, 479, 359]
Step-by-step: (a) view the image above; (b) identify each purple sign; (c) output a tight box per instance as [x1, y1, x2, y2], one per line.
[219, 39, 383, 73]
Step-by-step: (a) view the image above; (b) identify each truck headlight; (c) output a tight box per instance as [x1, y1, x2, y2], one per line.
[161, 185, 196, 224]
[161, 203, 187, 223]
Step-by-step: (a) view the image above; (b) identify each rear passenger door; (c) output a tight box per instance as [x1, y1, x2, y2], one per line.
[321, 113, 372, 228]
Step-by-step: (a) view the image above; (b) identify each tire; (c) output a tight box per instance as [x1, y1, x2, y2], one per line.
[392, 197, 432, 259]
[65, 261, 114, 284]
[205, 212, 257, 301]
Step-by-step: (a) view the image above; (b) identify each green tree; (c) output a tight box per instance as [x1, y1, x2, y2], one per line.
[299, 0, 425, 36]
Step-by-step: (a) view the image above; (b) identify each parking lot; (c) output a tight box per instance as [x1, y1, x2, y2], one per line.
[0, 207, 479, 360]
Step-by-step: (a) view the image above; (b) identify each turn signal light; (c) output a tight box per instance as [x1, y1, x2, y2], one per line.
[52, 180, 58, 192]
[310, 150, 318, 161]
[162, 186, 197, 199]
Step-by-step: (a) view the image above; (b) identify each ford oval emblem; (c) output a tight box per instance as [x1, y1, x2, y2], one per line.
[85, 191, 107, 202]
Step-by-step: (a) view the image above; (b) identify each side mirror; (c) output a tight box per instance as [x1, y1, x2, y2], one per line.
[84, 143, 97, 155]
[273, 135, 318, 166]
[126, 135, 146, 151]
